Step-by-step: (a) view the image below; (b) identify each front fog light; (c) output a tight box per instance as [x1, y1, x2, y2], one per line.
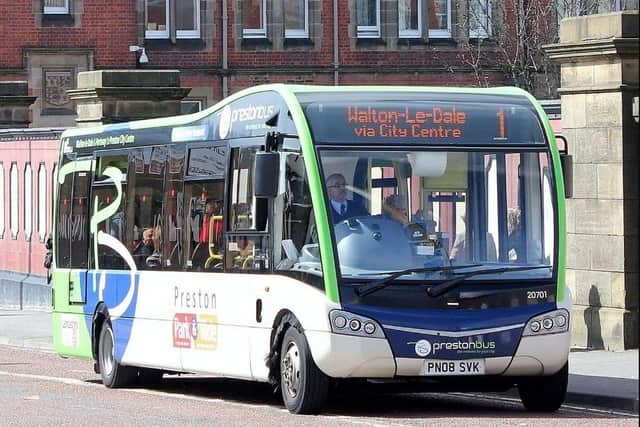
[542, 318, 553, 330]
[530, 321, 541, 333]
[334, 315, 347, 329]
[349, 319, 362, 331]
[363, 322, 376, 335]
[555, 314, 567, 327]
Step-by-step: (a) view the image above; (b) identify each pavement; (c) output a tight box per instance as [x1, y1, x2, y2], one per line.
[0, 308, 637, 414]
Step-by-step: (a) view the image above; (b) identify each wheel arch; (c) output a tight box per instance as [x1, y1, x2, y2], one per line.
[91, 302, 109, 362]
[266, 309, 301, 385]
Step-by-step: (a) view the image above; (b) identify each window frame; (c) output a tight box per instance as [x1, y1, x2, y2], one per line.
[428, 0, 451, 38]
[145, 0, 170, 39]
[242, 0, 268, 39]
[468, 0, 492, 39]
[44, 0, 70, 15]
[357, 0, 381, 38]
[398, 0, 423, 39]
[145, 0, 201, 40]
[176, 0, 201, 39]
[284, 0, 309, 39]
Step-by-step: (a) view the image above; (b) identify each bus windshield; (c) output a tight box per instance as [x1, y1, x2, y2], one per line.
[319, 149, 555, 281]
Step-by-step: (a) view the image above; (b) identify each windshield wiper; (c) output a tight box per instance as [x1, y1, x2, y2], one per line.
[426, 265, 551, 298]
[354, 264, 481, 298]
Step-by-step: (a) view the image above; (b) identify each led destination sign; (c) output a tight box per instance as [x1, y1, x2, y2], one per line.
[303, 99, 545, 145]
[347, 105, 469, 139]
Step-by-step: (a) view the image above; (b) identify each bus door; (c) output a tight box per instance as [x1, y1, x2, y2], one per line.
[56, 158, 93, 305]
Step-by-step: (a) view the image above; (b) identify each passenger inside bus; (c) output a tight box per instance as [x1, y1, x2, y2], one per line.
[132, 227, 160, 269]
[326, 173, 367, 224]
[382, 194, 409, 224]
[506, 207, 526, 262]
[449, 215, 497, 262]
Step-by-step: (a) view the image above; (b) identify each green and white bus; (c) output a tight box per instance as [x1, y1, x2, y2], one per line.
[50, 84, 572, 414]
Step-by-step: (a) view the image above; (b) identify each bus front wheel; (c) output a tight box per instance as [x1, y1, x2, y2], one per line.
[518, 362, 568, 412]
[280, 324, 329, 414]
[98, 321, 137, 388]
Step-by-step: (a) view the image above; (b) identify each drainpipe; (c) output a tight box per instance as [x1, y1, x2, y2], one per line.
[333, 0, 339, 85]
[222, 0, 229, 98]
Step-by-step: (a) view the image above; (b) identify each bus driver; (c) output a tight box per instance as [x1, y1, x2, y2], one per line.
[326, 173, 367, 224]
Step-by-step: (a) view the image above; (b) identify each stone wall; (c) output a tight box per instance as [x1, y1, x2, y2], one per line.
[545, 11, 639, 350]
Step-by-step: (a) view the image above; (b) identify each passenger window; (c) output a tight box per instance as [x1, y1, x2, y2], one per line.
[276, 153, 320, 272]
[184, 180, 224, 271]
[226, 146, 269, 272]
[69, 171, 90, 269]
[56, 163, 73, 269]
[229, 147, 267, 231]
[163, 146, 185, 270]
[127, 148, 164, 270]
[90, 155, 129, 270]
[225, 235, 269, 271]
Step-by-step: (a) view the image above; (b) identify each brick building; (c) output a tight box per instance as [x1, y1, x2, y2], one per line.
[0, 0, 531, 127]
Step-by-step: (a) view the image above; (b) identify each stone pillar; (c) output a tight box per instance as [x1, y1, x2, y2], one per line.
[545, 11, 639, 350]
[0, 82, 37, 128]
[67, 70, 191, 127]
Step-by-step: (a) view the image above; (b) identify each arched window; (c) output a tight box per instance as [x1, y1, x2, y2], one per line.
[25, 163, 33, 241]
[10, 163, 19, 239]
[39, 163, 48, 242]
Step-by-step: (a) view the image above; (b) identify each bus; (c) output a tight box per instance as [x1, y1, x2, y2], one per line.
[49, 84, 572, 414]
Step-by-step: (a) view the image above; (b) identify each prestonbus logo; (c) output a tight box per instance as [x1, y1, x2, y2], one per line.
[414, 339, 496, 357]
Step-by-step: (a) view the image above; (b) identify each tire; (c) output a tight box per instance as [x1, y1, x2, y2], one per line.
[98, 321, 137, 388]
[518, 362, 568, 412]
[280, 324, 329, 414]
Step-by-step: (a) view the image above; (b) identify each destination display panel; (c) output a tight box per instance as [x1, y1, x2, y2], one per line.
[302, 95, 546, 146]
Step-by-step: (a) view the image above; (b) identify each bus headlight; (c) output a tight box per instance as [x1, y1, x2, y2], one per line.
[530, 321, 541, 333]
[523, 309, 569, 336]
[333, 315, 347, 329]
[329, 310, 385, 339]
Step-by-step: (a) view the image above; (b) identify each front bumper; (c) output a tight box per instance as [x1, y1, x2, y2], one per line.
[305, 329, 570, 379]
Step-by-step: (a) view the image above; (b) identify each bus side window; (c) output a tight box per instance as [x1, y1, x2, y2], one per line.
[70, 171, 90, 269]
[183, 181, 224, 271]
[92, 155, 129, 270]
[225, 146, 269, 272]
[127, 147, 164, 270]
[162, 146, 185, 271]
[56, 165, 73, 269]
[276, 154, 316, 271]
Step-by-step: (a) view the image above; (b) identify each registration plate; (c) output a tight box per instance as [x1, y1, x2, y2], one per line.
[421, 359, 485, 376]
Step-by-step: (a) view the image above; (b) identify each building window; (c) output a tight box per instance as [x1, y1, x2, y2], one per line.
[399, 0, 422, 38]
[469, 0, 491, 38]
[38, 163, 47, 242]
[428, 0, 451, 38]
[181, 98, 204, 114]
[357, 0, 381, 38]
[243, 0, 267, 38]
[10, 163, 18, 239]
[44, 0, 69, 14]
[146, 0, 201, 39]
[0, 162, 4, 239]
[24, 164, 33, 241]
[285, 0, 309, 38]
